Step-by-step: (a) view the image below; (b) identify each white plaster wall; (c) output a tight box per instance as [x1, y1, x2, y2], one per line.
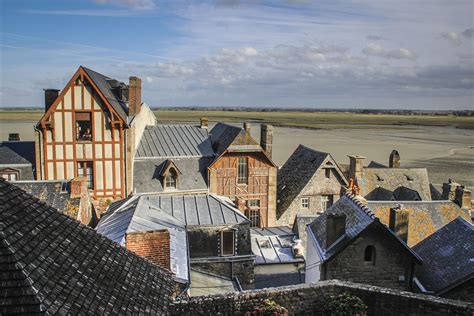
[131, 103, 156, 150]
[305, 229, 322, 283]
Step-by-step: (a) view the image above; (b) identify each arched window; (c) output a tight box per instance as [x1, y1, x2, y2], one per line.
[364, 246, 376, 265]
[164, 168, 177, 189]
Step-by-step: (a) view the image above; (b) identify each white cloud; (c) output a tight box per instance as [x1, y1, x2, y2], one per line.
[362, 43, 417, 60]
[442, 31, 462, 46]
[92, 0, 156, 10]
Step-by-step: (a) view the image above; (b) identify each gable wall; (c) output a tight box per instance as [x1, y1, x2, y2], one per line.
[37, 74, 125, 199]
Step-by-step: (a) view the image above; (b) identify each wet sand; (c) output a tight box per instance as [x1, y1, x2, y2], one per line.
[1, 121, 472, 190]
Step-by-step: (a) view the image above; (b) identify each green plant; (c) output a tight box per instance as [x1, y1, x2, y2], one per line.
[326, 293, 368, 316]
[247, 299, 288, 316]
[105, 198, 112, 206]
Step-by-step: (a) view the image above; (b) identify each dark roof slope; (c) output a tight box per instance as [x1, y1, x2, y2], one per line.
[0, 179, 174, 314]
[413, 217, 473, 294]
[82, 66, 129, 122]
[277, 145, 347, 216]
[0, 141, 35, 165]
[210, 123, 260, 156]
[308, 194, 421, 263]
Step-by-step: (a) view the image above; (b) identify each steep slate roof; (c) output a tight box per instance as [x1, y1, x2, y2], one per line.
[209, 123, 261, 156]
[368, 200, 471, 247]
[413, 217, 473, 294]
[251, 227, 304, 265]
[0, 179, 174, 315]
[307, 194, 421, 263]
[0, 141, 35, 166]
[277, 145, 348, 216]
[359, 168, 432, 201]
[136, 125, 214, 158]
[82, 66, 129, 122]
[11, 181, 79, 217]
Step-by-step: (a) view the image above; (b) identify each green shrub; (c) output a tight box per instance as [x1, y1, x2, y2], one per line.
[326, 293, 367, 316]
[247, 299, 288, 316]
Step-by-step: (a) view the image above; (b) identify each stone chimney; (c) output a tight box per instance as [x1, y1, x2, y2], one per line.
[442, 179, 460, 200]
[200, 117, 209, 129]
[348, 155, 365, 181]
[389, 150, 400, 168]
[389, 205, 409, 243]
[70, 176, 87, 199]
[234, 196, 247, 212]
[243, 122, 251, 133]
[128, 76, 142, 116]
[455, 186, 472, 210]
[260, 124, 273, 159]
[44, 89, 60, 113]
[326, 213, 346, 248]
[8, 133, 20, 141]
[125, 230, 171, 271]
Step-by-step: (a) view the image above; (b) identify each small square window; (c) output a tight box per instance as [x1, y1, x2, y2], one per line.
[301, 197, 309, 209]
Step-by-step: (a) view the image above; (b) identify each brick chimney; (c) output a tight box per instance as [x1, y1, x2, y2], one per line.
[348, 155, 365, 181]
[455, 186, 472, 210]
[442, 179, 460, 201]
[326, 213, 346, 248]
[389, 205, 409, 243]
[389, 150, 400, 168]
[200, 117, 209, 129]
[125, 230, 171, 270]
[128, 76, 142, 116]
[44, 89, 60, 113]
[260, 124, 273, 159]
[70, 176, 87, 199]
[243, 122, 251, 133]
[8, 133, 20, 141]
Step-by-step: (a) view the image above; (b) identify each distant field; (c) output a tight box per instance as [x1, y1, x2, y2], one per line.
[1, 109, 473, 130]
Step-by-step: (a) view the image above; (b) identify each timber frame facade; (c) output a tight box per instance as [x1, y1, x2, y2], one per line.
[35, 66, 146, 201]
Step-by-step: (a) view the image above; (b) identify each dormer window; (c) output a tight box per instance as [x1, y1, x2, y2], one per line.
[160, 160, 181, 191]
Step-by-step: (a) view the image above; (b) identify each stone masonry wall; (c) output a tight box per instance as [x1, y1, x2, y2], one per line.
[170, 280, 474, 315]
[324, 224, 415, 290]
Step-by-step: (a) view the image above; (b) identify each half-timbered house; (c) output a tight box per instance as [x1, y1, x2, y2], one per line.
[34, 66, 156, 206]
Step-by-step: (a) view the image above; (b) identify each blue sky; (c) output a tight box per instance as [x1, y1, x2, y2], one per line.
[0, 0, 473, 109]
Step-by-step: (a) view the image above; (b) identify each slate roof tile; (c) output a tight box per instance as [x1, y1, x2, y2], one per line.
[0, 142, 35, 166]
[0, 178, 174, 314]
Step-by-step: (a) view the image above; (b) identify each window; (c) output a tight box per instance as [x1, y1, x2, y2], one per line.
[0, 169, 19, 181]
[221, 231, 235, 256]
[325, 168, 331, 179]
[301, 197, 309, 209]
[237, 157, 248, 184]
[246, 200, 261, 227]
[364, 246, 376, 265]
[75, 112, 92, 141]
[164, 168, 178, 190]
[77, 161, 93, 189]
[321, 195, 333, 211]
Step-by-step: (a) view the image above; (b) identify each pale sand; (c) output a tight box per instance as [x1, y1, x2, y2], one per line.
[1, 121, 472, 190]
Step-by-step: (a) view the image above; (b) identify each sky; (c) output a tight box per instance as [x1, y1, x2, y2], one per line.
[0, 0, 473, 110]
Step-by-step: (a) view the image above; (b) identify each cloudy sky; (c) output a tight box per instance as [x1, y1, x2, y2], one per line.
[0, 0, 473, 109]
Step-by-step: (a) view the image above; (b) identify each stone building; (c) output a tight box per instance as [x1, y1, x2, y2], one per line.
[368, 200, 471, 247]
[441, 179, 473, 220]
[277, 145, 348, 226]
[95, 193, 255, 291]
[346, 151, 433, 201]
[0, 136, 35, 181]
[305, 194, 421, 290]
[34, 66, 156, 206]
[0, 178, 174, 314]
[413, 217, 473, 302]
[11, 177, 96, 226]
[209, 123, 277, 227]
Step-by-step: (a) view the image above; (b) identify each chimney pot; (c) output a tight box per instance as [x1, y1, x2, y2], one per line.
[455, 186, 472, 210]
[128, 76, 142, 116]
[389, 206, 409, 243]
[348, 155, 365, 181]
[442, 179, 460, 200]
[8, 133, 20, 141]
[260, 124, 273, 159]
[243, 122, 251, 133]
[200, 117, 209, 129]
[44, 89, 60, 113]
[389, 150, 400, 168]
[326, 213, 346, 248]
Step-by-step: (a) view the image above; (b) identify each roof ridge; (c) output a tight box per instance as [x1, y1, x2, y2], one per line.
[297, 144, 330, 156]
[343, 192, 376, 220]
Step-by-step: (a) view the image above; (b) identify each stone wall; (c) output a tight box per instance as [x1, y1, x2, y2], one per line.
[170, 280, 474, 315]
[442, 279, 474, 303]
[125, 229, 171, 270]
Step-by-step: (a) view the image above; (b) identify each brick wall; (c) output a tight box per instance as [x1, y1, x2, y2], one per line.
[170, 280, 474, 315]
[125, 230, 170, 270]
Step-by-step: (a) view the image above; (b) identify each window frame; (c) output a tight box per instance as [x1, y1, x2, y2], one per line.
[220, 230, 235, 256]
[237, 157, 248, 185]
[0, 168, 20, 181]
[364, 245, 376, 265]
[163, 167, 178, 190]
[77, 161, 94, 189]
[321, 195, 333, 211]
[325, 168, 331, 179]
[75, 111, 93, 142]
[301, 197, 310, 209]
